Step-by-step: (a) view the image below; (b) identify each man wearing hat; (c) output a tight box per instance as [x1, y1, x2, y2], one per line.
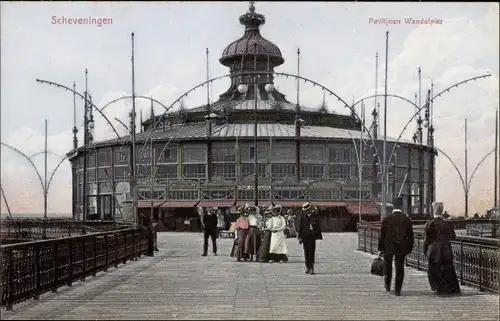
[297, 202, 323, 274]
[202, 207, 218, 257]
[377, 196, 414, 296]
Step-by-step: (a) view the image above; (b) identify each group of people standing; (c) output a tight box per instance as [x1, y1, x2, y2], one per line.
[378, 197, 461, 296]
[231, 204, 289, 263]
[200, 201, 324, 276]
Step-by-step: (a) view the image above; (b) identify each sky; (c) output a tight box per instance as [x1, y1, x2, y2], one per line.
[1, 2, 499, 216]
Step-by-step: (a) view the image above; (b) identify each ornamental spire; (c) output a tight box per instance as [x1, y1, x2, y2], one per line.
[239, 1, 265, 30]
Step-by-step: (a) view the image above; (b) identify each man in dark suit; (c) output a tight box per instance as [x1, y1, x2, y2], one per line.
[378, 197, 414, 296]
[202, 208, 218, 256]
[298, 202, 323, 275]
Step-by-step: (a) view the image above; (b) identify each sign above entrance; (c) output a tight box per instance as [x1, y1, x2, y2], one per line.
[239, 185, 271, 190]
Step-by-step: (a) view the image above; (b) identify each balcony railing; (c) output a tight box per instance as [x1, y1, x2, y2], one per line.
[357, 221, 499, 293]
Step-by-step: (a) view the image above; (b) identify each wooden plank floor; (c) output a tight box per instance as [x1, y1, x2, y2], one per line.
[2, 233, 498, 320]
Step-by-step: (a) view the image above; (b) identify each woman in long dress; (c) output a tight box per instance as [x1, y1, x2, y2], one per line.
[230, 206, 247, 259]
[268, 205, 289, 263]
[423, 202, 461, 295]
[258, 207, 273, 262]
[244, 206, 262, 261]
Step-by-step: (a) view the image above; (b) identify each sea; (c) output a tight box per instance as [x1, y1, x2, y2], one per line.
[1, 213, 72, 219]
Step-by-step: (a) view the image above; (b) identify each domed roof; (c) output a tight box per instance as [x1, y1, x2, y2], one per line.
[220, 2, 284, 67]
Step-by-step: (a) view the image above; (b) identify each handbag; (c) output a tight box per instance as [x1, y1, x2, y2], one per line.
[370, 257, 385, 277]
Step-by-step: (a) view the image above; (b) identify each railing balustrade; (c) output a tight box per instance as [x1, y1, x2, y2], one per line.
[357, 222, 499, 293]
[0, 227, 153, 310]
[1, 218, 131, 240]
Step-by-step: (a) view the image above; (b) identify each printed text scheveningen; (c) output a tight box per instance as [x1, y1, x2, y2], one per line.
[368, 17, 443, 26]
[51, 16, 113, 27]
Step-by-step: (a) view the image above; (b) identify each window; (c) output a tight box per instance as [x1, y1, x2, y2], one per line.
[114, 166, 130, 181]
[411, 150, 420, 167]
[137, 146, 152, 164]
[182, 164, 206, 179]
[87, 169, 97, 182]
[328, 145, 352, 163]
[116, 150, 129, 164]
[204, 190, 233, 199]
[241, 143, 266, 162]
[274, 190, 305, 200]
[411, 168, 420, 182]
[212, 143, 236, 162]
[240, 164, 267, 178]
[154, 144, 177, 163]
[77, 170, 84, 182]
[98, 168, 112, 181]
[353, 165, 373, 181]
[328, 164, 351, 180]
[301, 165, 325, 180]
[396, 148, 409, 166]
[258, 189, 270, 200]
[237, 189, 254, 200]
[271, 164, 296, 179]
[169, 190, 198, 200]
[269, 143, 295, 162]
[182, 144, 206, 163]
[300, 144, 325, 163]
[97, 149, 111, 166]
[86, 152, 96, 167]
[212, 164, 236, 179]
[155, 165, 177, 180]
[309, 189, 339, 200]
[136, 165, 151, 180]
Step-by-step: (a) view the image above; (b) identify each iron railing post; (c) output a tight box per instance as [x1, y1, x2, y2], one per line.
[92, 237, 97, 277]
[52, 243, 58, 293]
[460, 240, 464, 285]
[479, 245, 484, 291]
[104, 235, 109, 272]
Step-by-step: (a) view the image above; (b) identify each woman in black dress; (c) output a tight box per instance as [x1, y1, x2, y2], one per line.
[423, 202, 461, 295]
[258, 206, 273, 262]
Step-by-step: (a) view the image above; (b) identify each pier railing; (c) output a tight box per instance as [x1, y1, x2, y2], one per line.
[1, 218, 130, 240]
[0, 227, 152, 310]
[357, 221, 499, 293]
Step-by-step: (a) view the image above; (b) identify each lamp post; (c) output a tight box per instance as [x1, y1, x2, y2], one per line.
[82, 69, 95, 222]
[237, 72, 275, 207]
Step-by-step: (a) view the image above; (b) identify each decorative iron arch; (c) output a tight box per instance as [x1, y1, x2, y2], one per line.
[99, 95, 170, 113]
[36, 78, 123, 140]
[46, 155, 70, 193]
[29, 150, 64, 162]
[1, 142, 45, 193]
[467, 149, 495, 190]
[434, 146, 495, 194]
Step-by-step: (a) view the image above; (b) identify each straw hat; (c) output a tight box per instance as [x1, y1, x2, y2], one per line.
[302, 202, 313, 212]
[273, 204, 283, 215]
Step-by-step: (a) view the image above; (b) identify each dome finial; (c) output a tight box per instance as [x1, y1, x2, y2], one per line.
[239, 1, 265, 30]
[249, 1, 255, 13]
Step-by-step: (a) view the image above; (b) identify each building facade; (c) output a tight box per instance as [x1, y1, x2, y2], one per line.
[68, 3, 436, 222]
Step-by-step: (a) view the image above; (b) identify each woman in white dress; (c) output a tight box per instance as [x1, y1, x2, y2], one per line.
[268, 205, 288, 263]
